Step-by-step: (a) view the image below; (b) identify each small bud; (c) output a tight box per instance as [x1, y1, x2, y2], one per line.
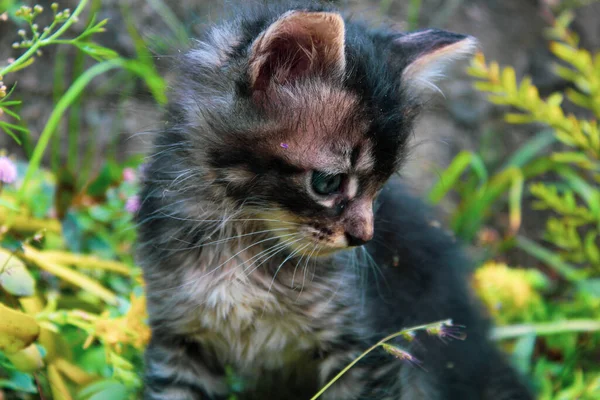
[1, 12, 8, 21]
[20, 6, 32, 18]
[7, 58, 15, 64]
[15, 9, 22, 17]
[43, 26, 50, 33]
[34, 5, 44, 14]
[56, 12, 63, 19]
[12, 42, 19, 49]
[401, 331, 416, 342]
[36, 50, 42, 57]
[426, 320, 466, 343]
[51, 3, 59, 11]
[18, 29, 26, 37]
[32, 24, 38, 31]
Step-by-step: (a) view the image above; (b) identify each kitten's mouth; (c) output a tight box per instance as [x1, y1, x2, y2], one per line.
[286, 239, 347, 258]
[285, 228, 350, 258]
[255, 211, 351, 256]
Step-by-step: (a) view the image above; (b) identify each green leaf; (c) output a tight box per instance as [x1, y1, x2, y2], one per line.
[86, 161, 122, 197]
[508, 169, 524, 234]
[72, 42, 119, 61]
[511, 334, 536, 375]
[556, 166, 600, 218]
[428, 151, 487, 204]
[501, 129, 557, 170]
[584, 231, 600, 264]
[516, 235, 587, 282]
[0, 123, 23, 145]
[0, 370, 37, 393]
[77, 379, 130, 400]
[504, 113, 536, 124]
[0, 106, 22, 120]
[0, 120, 29, 133]
[577, 278, 600, 297]
[0, 249, 35, 297]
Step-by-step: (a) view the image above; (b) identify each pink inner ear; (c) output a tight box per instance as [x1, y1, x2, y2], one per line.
[249, 11, 346, 92]
[253, 32, 315, 91]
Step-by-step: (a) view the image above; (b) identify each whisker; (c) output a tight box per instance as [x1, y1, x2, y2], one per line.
[242, 236, 304, 277]
[266, 242, 310, 301]
[152, 232, 299, 294]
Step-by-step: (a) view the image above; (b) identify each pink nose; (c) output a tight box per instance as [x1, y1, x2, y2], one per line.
[344, 199, 374, 247]
[345, 232, 372, 247]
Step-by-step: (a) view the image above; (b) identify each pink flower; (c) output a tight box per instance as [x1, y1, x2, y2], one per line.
[0, 156, 17, 184]
[123, 167, 136, 182]
[125, 195, 140, 213]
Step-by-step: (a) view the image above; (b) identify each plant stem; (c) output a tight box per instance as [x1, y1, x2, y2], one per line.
[17, 58, 124, 206]
[41, 250, 132, 275]
[0, 0, 89, 77]
[492, 320, 600, 340]
[21, 245, 119, 306]
[310, 319, 451, 400]
[0, 207, 61, 234]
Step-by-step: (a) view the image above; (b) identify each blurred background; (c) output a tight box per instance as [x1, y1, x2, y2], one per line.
[0, 0, 599, 399]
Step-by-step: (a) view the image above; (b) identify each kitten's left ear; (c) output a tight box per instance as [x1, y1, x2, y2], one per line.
[248, 11, 346, 92]
[392, 29, 478, 94]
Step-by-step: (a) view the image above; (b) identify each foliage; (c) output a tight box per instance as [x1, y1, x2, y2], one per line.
[0, 1, 161, 398]
[0, 0, 599, 399]
[429, 6, 600, 400]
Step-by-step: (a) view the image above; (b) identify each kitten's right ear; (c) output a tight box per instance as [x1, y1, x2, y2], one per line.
[391, 29, 478, 95]
[248, 11, 346, 92]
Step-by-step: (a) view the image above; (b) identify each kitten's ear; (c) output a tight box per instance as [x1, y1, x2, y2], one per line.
[249, 11, 346, 92]
[392, 29, 478, 94]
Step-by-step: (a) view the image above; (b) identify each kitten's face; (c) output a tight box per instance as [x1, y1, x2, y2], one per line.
[247, 84, 387, 255]
[182, 9, 476, 256]
[210, 81, 400, 256]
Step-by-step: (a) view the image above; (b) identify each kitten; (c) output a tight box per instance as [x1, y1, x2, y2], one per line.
[137, 2, 533, 399]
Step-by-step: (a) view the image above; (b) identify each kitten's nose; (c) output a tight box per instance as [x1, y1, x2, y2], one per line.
[343, 198, 374, 247]
[345, 233, 371, 247]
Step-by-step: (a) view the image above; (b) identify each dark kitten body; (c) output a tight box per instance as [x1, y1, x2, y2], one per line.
[137, 2, 532, 399]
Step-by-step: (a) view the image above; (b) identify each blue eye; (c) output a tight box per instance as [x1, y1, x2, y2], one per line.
[311, 171, 343, 195]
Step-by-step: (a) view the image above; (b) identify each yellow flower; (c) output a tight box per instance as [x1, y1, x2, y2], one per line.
[91, 295, 150, 353]
[473, 262, 544, 324]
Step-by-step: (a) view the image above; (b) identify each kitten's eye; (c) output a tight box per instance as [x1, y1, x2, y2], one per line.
[311, 171, 343, 195]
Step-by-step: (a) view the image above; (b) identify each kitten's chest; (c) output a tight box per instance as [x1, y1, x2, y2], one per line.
[180, 246, 349, 369]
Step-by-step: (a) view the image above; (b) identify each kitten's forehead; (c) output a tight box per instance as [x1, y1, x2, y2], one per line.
[265, 82, 369, 172]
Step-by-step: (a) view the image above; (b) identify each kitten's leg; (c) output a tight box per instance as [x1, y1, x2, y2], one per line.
[143, 334, 228, 400]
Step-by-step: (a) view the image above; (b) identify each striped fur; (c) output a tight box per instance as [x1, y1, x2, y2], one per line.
[137, 2, 533, 399]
